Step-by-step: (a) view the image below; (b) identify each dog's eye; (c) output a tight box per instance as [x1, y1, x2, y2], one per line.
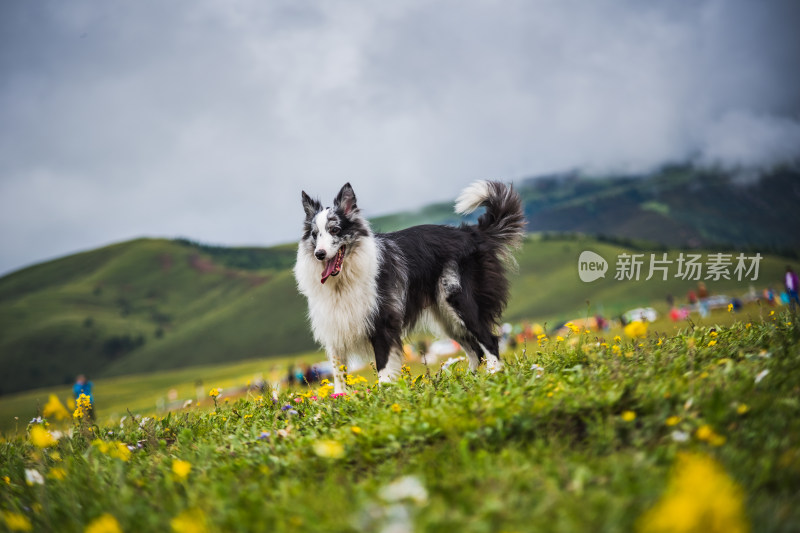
[329, 227, 340, 235]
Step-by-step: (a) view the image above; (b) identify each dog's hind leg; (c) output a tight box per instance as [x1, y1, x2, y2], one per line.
[370, 321, 404, 383]
[438, 261, 504, 373]
[377, 346, 404, 383]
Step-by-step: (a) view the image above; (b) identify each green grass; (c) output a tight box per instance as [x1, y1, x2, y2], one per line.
[2, 311, 799, 532]
[0, 349, 329, 437]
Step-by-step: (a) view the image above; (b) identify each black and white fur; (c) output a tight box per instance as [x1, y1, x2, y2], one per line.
[294, 181, 526, 394]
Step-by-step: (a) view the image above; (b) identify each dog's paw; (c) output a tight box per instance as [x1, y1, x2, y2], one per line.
[486, 356, 504, 374]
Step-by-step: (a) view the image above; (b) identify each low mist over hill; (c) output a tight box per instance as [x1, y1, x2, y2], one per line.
[374, 165, 800, 253]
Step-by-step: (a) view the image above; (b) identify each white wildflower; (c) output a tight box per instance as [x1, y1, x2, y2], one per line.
[379, 476, 428, 505]
[25, 469, 44, 485]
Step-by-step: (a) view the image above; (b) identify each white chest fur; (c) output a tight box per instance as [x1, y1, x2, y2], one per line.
[294, 238, 380, 353]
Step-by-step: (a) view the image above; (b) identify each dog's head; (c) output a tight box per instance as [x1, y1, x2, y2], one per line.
[300, 183, 369, 284]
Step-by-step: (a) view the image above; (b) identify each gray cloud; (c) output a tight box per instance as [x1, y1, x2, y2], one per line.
[1, 0, 799, 274]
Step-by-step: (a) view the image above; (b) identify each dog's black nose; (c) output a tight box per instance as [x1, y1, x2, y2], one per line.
[315, 250, 326, 261]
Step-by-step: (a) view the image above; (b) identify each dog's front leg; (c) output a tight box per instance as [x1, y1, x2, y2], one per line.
[328, 349, 348, 394]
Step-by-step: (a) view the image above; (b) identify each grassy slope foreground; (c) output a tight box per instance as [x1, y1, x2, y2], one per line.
[1, 314, 799, 532]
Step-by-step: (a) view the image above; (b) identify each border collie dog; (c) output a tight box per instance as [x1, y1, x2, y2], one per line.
[294, 181, 526, 394]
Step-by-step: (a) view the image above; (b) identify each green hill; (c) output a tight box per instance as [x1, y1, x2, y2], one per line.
[0, 239, 316, 396]
[0, 232, 793, 396]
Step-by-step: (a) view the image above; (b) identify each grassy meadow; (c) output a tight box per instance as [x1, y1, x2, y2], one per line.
[1, 308, 799, 532]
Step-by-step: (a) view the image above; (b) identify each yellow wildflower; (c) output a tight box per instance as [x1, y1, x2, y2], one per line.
[696, 425, 713, 441]
[208, 388, 220, 399]
[708, 340, 717, 347]
[350, 426, 363, 435]
[313, 439, 344, 459]
[613, 335, 622, 343]
[172, 459, 192, 480]
[709, 331, 718, 337]
[622, 411, 636, 422]
[84, 513, 122, 533]
[624, 321, 648, 339]
[48, 467, 67, 481]
[2, 511, 32, 532]
[92, 440, 131, 462]
[745, 323, 751, 329]
[73, 394, 92, 420]
[3, 476, 9, 484]
[29, 425, 57, 448]
[736, 404, 749, 415]
[556, 336, 564, 342]
[42, 395, 70, 421]
[316, 383, 334, 399]
[637, 452, 749, 533]
[728, 303, 733, 312]
[170, 509, 209, 533]
[709, 434, 727, 447]
[391, 403, 402, 413]
[665, 416, 681, 427]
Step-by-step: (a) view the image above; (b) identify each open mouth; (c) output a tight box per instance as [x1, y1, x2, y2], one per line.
[320, 246, 345, 284]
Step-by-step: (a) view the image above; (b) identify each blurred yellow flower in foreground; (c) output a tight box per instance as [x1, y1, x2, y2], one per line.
[313, 439, 345, 459]
[172, 459, 192, 480]
[624, 321, 648, 339]
[665, 416, 681, 427]
[48, 467, 67, 481]
[43, 395, 71, 421]
[171, 508, 209, 533]
[622, 411, 636, 422]
[637, 452, 749, 533]
[2, 511, 32, 532]
[29, 425, 57, 448]
[92, 440, 131, 462]
[84, 513, 122, 533]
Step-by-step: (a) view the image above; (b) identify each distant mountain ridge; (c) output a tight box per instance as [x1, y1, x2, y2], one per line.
[372, 164, 800, 254]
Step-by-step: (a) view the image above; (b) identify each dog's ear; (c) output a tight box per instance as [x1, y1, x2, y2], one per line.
[334, 183, 357, 216]
[301, 191, 322, 219]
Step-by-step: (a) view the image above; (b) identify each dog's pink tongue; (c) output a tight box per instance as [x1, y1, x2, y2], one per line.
[320, 258, 337, 284]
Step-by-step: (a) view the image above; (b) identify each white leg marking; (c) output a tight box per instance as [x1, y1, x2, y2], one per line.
[378, 348, 403, 383]
[479, 342, 504, 374]
[328, 350, 347, 394]
[465, 348, 481, 371]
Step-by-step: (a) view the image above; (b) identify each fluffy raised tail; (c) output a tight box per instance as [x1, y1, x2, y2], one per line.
[455, 180, 526, 263]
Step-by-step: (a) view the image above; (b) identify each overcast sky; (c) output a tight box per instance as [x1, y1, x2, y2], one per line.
[1, 0, 799, 275]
